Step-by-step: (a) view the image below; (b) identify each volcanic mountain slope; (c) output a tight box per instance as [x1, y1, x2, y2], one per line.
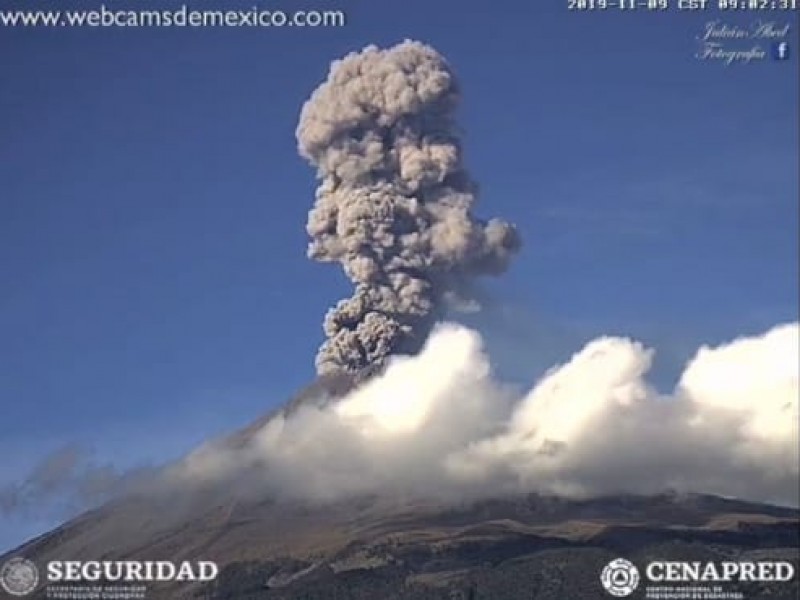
[4, 488, 799, 600]
[3, 377, 799, 600]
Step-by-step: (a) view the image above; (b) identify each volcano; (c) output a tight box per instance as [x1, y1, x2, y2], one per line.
[2, 377, 798, 600]
[3, 39, 797, 600]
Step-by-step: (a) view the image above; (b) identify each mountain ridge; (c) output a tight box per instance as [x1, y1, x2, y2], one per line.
[3, 377, 798, 600]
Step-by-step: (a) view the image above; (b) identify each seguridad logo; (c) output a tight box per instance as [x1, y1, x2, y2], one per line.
[0, 557, 39, 597]
[0, 557, 218, 596]
[46, 560, 219, 582]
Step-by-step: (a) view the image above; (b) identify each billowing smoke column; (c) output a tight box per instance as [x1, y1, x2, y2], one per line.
[296, 41, 521, 375]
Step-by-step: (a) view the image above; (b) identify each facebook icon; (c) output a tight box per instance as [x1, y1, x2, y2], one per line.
[772, 42, 790, 61]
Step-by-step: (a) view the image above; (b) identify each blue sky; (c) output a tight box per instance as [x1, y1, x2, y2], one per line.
[1, 2, 797, 550]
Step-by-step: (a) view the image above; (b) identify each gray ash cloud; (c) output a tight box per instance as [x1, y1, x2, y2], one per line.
[296, 40, 521, 375]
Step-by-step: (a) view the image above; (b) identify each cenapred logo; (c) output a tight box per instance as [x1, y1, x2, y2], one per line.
[600, 557, 796, 598]
[0, 557, 39, 597]
[601, 558, 641, 597]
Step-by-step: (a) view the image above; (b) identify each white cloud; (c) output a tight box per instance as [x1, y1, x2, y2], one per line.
[179, 322, 799, 507]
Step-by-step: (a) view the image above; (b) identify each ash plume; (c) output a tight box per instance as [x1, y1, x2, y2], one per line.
[296, 40, 521, 375]
[0, 445, 157, 518]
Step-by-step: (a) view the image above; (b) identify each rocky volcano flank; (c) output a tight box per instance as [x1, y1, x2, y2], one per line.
[3, 377, 799, 600]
